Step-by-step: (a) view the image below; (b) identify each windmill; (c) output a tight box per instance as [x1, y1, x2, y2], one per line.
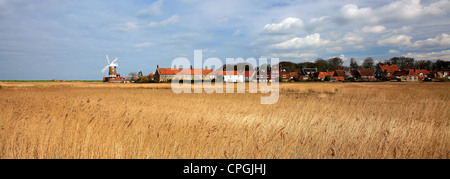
[101, 55, 128, 83]
[102, 55, 119, 77]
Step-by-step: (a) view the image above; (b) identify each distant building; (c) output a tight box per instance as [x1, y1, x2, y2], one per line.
[353, 70, 375, 81]
[375, 64, 400, 79]
[314, 72, 329, 80]
[154, 65, 214, 82]
[244, 71, 256, 82]
[393, 69, 419, 82]
[211, 71, 244, 83]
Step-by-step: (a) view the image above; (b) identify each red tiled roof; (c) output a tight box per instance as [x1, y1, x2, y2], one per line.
[210, 71, 243, 75]
[419, 70, 430, 75]
[379, 64, 400, 73]
[358, 70, 374, 76]
[393, 70, 418, 76]
[158, 68, 179, 75]
[245, 71, 255, 77]
[158, 68, 213, 75]
[334, 70, 346, 76]
[328, 71, 335, 77]
[317, 72, 328, 78]
[290, 72, 298, 78]
[404, 69, 419, 75]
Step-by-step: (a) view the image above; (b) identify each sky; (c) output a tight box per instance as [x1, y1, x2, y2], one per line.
[0, 0, 449, 80]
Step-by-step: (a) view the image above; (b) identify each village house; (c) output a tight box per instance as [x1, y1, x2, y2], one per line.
[256, 65, 275, 82]
[244, 71, 256, 82]
[392, 69, 419, 82]
[290, 72, 299, 81]
[329, 70, 346, 81]
[314, 72, 329, 81]
[375, 63, 400, 79]
[154, 65, 214, 82]
[279, 67, 291, 82]
[354, 70, 376, 81]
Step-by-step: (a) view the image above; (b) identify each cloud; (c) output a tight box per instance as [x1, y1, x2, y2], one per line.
[147, 15, 179, 28]
[109, 22, 139, 32]
[138, 0, 164, 18]
[389, 49, 400, 54]
[378, 35, 412, 46]
[423, 0, 450, 16]
[377, 0, 450, 22]
[361, 25, 386, 33]
[378, 0, 423, 21]
[134, 42, 152, 48]
[304, 16, 329, 32]
[404, 49, 450, 61]
[267, 52, 318, 58]
[408, 33, 450, 50]
[110, 15, 179, 31]
[338, 4, 376, 24]
[262, 17, 303, 34]
[270, 33, 329, 50]
[326, 47, 343, 53]
[340, 32, 363, 45]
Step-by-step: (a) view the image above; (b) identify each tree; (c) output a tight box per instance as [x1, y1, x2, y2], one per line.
[350, 58, 359, 70]
[434, 60, 450, 70]
[128, 72, 138, 81]
[280, 61, 297, 72]
[328, 57, 343, 71]
[314, 58, 328, 72]
[363, 57, 374, 69]
[389, 57, 414, 70]
[414, 60, 432, 70]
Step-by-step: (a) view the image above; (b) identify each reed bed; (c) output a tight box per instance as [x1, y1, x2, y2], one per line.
[0, 82, 448, 159]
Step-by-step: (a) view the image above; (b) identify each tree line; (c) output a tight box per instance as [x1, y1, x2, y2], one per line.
[279, 57, 450, 73]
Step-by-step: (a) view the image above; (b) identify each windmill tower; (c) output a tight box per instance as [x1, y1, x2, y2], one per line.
[102, 55, 119, 77]
[101, 54, 128, 83]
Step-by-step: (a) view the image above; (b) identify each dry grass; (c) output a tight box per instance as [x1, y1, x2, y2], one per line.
[0, 82, 448, 159]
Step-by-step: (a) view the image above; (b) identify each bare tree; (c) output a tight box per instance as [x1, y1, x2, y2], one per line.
[128, 72, 138, 81]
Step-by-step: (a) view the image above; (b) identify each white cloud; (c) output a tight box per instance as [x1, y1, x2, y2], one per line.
[134, 42, 152, 48]
[138, 0, 164, 18]
[147, 15, 179, 28]
[378, 0, 423, 21]
[109, 15, 179, 32]
[392, 26, 414, 34]
[268, 52, 318, 58]
[326, 46, 343, 53]
[378, 35, 412, 46]
[340, 32, 364, 45]
[404, 49, 450, 61]
[423, 0, 450, 16]
[340, 4, 372, 19]
[109, 22, 139, 32]
[270, 33, 329, 50]
[361, 25, 386, 33]
[262, 17, 303, 34]
[328, 54, 348, 61]
[377, 0, 450, 22]
[338, 4, 377, 23]
[389, 49, 400, 54]
[305, 16, 329, 32]
[409, 33, 450, 50]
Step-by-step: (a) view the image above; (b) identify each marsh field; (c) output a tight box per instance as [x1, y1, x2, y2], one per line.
[0, 82, 448, 159]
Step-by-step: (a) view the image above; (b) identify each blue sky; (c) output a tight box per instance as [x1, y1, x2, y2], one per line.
[0, 0, 449, 80]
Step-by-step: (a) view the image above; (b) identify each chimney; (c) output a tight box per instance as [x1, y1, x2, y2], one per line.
[190, 65, 193, 70]
[157, 65, 159, 69]
[205, 66, 208, 70]
[173, 65, 177, 70]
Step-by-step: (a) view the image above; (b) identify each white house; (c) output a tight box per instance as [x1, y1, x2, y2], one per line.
[212, 71, 244, 83]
